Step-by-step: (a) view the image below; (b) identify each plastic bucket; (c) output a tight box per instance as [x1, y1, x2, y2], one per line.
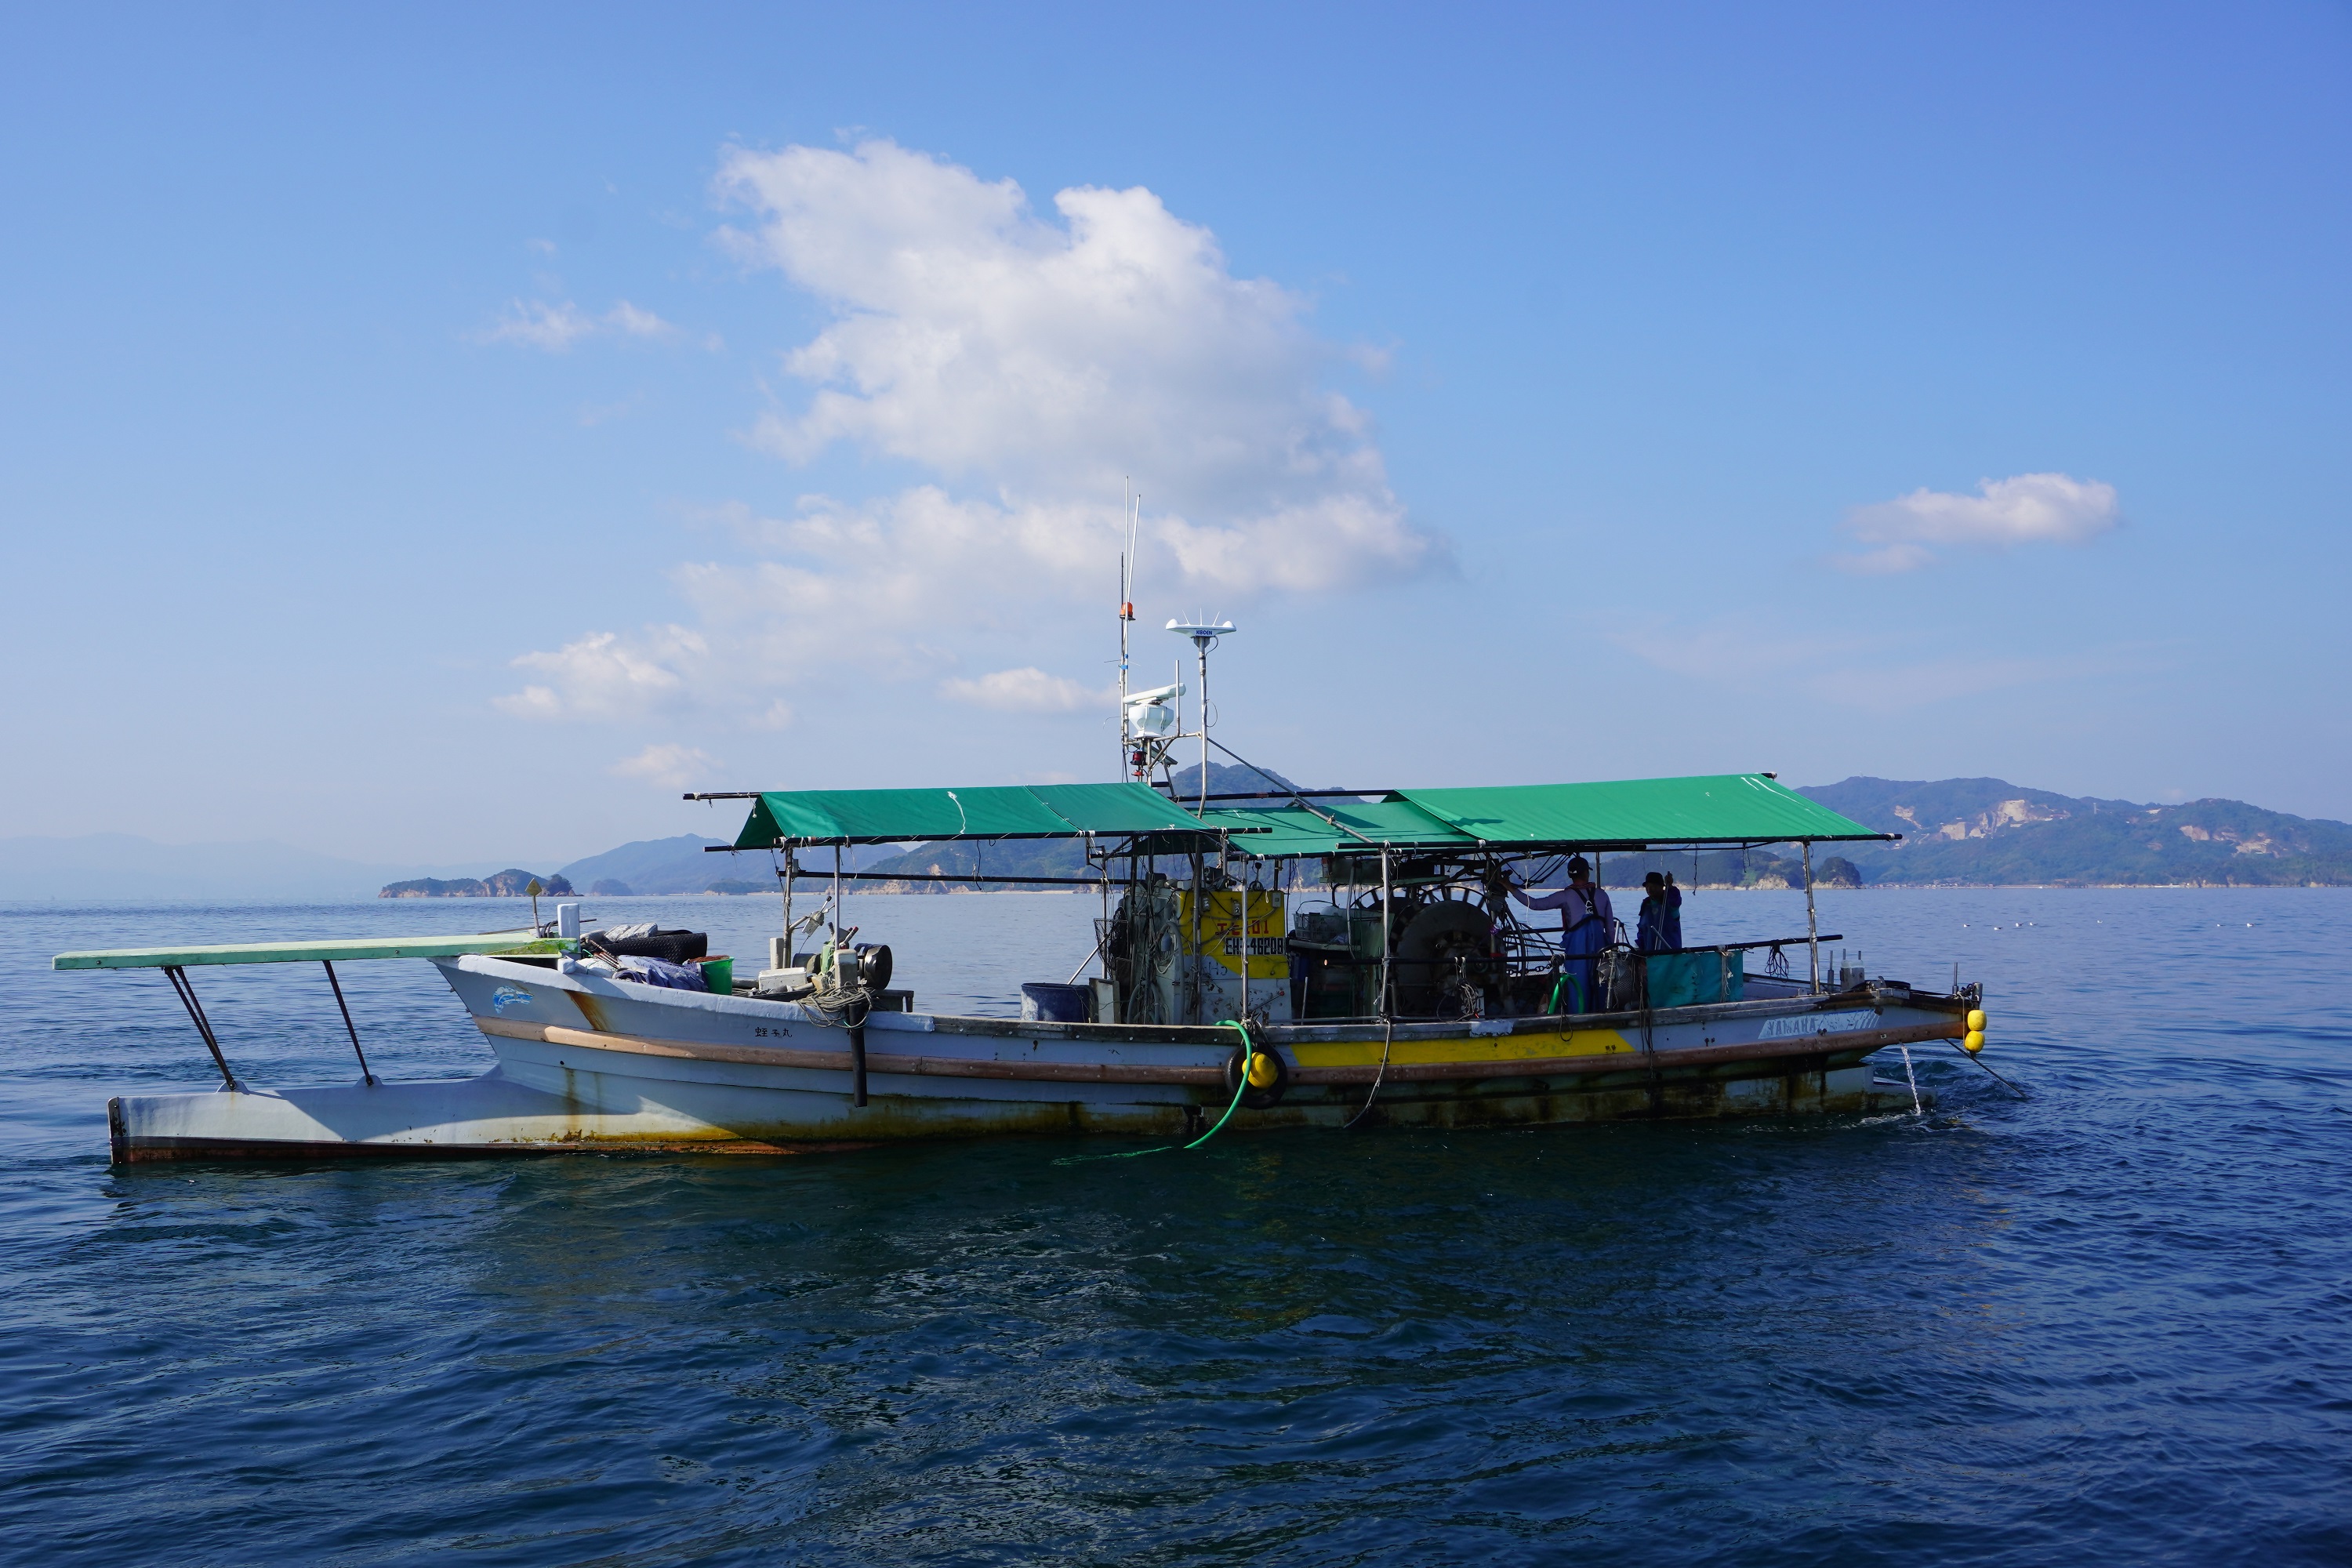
[1020, 982, 1092, 1022]
[697, 956, 734, 994]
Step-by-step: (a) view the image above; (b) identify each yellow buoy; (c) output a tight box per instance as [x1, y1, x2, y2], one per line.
[1247, 1052, 1280, 1089]
[1963, 1029, 1985, 1054]
[1965, 1009, 1987, 1033]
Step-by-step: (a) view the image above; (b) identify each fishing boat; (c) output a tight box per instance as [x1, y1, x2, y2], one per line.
[60, 534, 2002, 1162]
[60, 770, 1990, 1163]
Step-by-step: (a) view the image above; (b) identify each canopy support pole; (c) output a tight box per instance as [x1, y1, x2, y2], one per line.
[1189, 846, 1203, 1025]
[831, 843, 866, 1107]
[1240, 851, 1249, 1025]
[322, 960, 374, 1086]
[162, 966, 238, 1091]
[1802, 841, 1820, 993]
[779, 840, 797, 970]
[1380, 844, 1394, 1018]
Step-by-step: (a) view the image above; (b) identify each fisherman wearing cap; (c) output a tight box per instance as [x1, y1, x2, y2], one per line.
[1511, 856, 1615, 1012]
[1636, 870, 1682, 953]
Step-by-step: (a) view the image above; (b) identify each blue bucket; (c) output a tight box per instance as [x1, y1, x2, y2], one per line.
[1020, 982, 1093, 1023]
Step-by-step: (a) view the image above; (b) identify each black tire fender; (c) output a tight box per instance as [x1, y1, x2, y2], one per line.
[1223, 1039, 1290, 1109]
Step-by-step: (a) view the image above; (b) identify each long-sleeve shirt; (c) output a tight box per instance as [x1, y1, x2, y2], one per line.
[1514, 883, 1614, 953]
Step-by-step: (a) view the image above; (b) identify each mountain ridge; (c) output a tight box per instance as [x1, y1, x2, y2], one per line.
[1793, 777, 2352, 886]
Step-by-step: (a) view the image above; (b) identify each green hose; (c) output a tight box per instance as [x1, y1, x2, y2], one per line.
[1547, 969, 1581, 1015]
[1054, 1018, 1256, 1164]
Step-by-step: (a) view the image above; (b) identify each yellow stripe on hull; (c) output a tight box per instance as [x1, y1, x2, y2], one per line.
[1290, 1029, 1636, 1069]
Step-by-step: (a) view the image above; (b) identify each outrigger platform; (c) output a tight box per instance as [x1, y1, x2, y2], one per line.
[63, 775, 1989, 1164]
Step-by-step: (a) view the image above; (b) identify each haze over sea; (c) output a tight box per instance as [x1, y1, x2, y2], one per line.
[3, 889, 2348, 1565]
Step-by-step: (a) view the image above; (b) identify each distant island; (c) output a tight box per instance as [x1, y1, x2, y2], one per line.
[379, 868, 575, 898]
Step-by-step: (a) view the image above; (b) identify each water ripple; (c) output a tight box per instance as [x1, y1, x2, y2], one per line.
[3, 891, 2351, 1563]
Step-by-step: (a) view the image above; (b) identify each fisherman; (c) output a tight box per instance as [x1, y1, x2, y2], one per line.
[1512, 855, 1614, 1012]
[1636, 870, 1682, 953]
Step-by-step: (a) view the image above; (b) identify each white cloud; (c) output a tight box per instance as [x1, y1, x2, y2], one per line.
[714, 139, 1439, 590]
[478, 298, 687, 351]
[602, 301, 675, 339]
[610, 743, 717, 791]
[499, 139, 1440, 737]
[938, 667, 1109, 713]
[494, 627, 707, 720]
[1834, 472, 2120, 573]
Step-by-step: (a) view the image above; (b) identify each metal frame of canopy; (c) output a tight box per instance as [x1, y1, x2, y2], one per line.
[1381, 775, 1897, 998]
[51, 931, 564, 1091]
[688, 771, 1902, 1008]
[1125, 773, 1900, 1005]
[684, 781, 1264, 980]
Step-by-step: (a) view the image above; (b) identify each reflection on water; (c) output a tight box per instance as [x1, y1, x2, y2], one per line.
[3, 889, 2350, 1564]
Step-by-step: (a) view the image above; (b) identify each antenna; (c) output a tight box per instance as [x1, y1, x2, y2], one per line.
[1167, 618, 1236, 813]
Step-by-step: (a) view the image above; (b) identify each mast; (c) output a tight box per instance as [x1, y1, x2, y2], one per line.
[1116, 482, 1139, 776]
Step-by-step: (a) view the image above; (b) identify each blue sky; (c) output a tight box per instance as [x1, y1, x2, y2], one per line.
[3, 3, 2347, 864]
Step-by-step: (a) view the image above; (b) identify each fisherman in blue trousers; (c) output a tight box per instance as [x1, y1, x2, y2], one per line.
[1512, 855, 1614, 1013]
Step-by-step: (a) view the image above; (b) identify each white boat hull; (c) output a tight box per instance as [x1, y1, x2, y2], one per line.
[106, 955, 1962, 1161]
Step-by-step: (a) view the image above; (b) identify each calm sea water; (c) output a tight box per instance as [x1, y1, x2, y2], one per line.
[2, 887, 2348, 1566]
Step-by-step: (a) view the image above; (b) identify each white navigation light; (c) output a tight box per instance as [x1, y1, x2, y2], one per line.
[1123, 682, 1182, 741]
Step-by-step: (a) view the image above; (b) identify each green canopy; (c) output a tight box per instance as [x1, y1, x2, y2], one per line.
[724, 773, 1886, 856]
[1395, 775, 1888, 848]
[732, 782, 1225, 848]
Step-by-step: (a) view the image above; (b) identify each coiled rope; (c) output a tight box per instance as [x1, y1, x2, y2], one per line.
[804, 982, 871, 1029]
